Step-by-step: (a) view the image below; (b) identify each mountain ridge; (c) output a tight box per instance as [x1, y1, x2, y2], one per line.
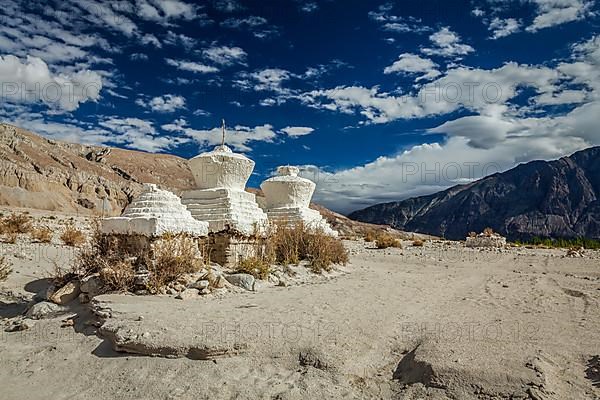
[348, 146, 600, 240]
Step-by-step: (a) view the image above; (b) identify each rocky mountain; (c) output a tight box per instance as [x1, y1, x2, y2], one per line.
[0, 123, 199, 215]
[349, 147, 600, 240]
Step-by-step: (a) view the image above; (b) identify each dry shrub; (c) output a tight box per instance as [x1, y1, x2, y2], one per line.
[31, 226, 52, 243]
[364, 229, 377, 242]
[263, 223, 348, 273]
[305, 230, 349, 273]
[375, 233, 402, 249]
[147, 233, 203, 291]
[412, 239, 425, 247]
[237, 256, 271, 280]
[0, 213, 32, 234]
[483, 227, 494, 237]
[0, 256, 12, 282]
[3, 232, 18, 244]
[99, 261, 135, 292]
[468, 231, 477, 238]
[60, 225, 85, 246]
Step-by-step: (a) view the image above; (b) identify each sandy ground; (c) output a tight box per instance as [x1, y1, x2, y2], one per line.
[0, 212, 599, 399]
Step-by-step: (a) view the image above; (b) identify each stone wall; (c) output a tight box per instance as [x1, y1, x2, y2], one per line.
[200, 233, 259, 267]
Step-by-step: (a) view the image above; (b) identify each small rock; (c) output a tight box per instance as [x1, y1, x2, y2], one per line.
[5, 318, 34, 332]
[212, 275, 230, 289]
[80, 274, 104, 296]
[175, 289, 198, 300]
[78, 293, 91, 304]
[50, 280, 81, 305]
[166, 288, 177, 295]
[225, 273, 255, 291]
[25, 301, 68, 320]
[200, 288, 211, 295]
[190, 280, 209, 290]
[34, 284, 56, 302]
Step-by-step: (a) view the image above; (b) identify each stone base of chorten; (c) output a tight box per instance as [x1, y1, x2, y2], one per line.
[181, 188, 268, 236]
[265, 206, 338, 237]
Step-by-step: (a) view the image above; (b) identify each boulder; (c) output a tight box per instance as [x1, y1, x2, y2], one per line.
[26, 301, 68, 319]
[80, 273, 104, 296]
[50, 280, 81, 305]
[225, 273, 255, 291]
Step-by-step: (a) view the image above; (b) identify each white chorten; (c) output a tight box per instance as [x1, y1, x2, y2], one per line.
[101, 183, 209, 237]
[181, 126, 268, 236]
[261, 166, 337, 236]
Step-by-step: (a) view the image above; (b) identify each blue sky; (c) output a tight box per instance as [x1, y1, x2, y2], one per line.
[1, 0, 600, 213]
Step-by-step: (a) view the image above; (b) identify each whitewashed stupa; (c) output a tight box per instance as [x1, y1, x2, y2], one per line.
[261, 166, 337, 236]
[181, 122, 268, 236]
[101, 183, 209, 237]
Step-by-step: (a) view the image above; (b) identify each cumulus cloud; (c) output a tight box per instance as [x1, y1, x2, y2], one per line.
[100, 117, 189, 152]
[383, 53, 441, 81]
[162, 120, 278, 152]
[0, 55, 102, 111]
[280, 126, 315, 137]
[527, 0, 594, 31]
[307, 35, 600, 213]
[136, 94, 186, 113]
[489, 17, 521, 39]
[202, 45, 247, 66]
[368, 4, 432, 34]
[166, 58, 219, 73]
[421, 27, 474, 58]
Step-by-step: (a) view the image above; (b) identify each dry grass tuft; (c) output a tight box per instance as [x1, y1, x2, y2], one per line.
[60, 225, 85, 246]
[375, 233, 402, 249]
[483, 227, 494, 237]
[31, 226, 53, 243]
[263, 223, 348, 273]
[363, 229, 377, 242]
[0, 256, 12, 282]
[236, 256, 271, 280]
[412, 239, 425, 247]
[147, 233, 203, 291]
[3, 232, 18, 244]
[0, 213, 32, 234]
[468, 231, 477, 238]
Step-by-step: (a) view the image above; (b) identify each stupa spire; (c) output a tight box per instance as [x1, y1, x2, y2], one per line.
[221, 119, 226, 147]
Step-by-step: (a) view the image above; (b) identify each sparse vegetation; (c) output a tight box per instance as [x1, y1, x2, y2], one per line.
[483, 227, 494, 237]
[60, 225, 85, 246]
[147, 233, 203, 291]
[412, 239, 425, 247]
[0, 256, 12, 282]
[468, 231, 477, 238]
[363, 229, 377, 242]
[374, 233, 402, 249]
[513, 237, 600, 250]
[250, 222, 349, 274]
[3, 232, 18, 244]
[31, 226, 53, 243]
[0, 213, 32, 234]
[236, 256, 271, 280]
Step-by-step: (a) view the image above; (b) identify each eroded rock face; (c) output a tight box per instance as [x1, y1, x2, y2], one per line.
[101, 183, 208, 237]
[182, 145, 268, 236]
[0, 123, 195, 215]
[261, 166, 337, 236]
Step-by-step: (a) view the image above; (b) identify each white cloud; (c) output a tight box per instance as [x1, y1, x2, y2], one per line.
[383, 53, 441, 81]
[235, 68, 293, 94]
[162, 120, 278, 152]
[166, 58, 219, 73]
[100, 117, 189, 152]
[489, 17, 521, 39]
[221, 15, 278, 38]
[136, 94, 186, 113]
[368, 4, 432, 34]
[0, 55, 102, 111]
[202, 45, 247, 66]
[421, 27, 474, 58]
[280, 126, 315, 137]
[214, 0, 244, 13]
[527, 0, 594, 31]
[164, 31, 196, 49]
[307, 34, 600, 213]
[300, 2, 319, 13]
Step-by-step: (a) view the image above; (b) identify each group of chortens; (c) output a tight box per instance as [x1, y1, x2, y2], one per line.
[101, 120, 337, 242]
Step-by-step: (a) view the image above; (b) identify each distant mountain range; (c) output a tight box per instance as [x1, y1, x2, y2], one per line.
[348, 146, 600, 240]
